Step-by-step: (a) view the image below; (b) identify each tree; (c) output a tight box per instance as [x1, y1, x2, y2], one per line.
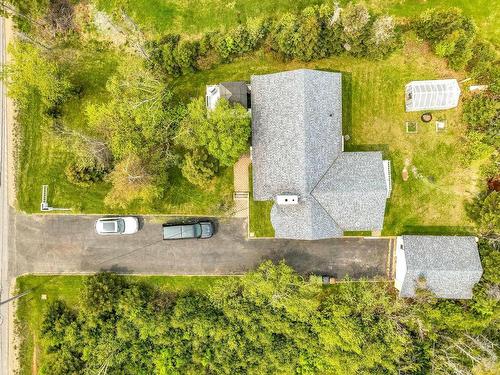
[416, 7, 476, 69]
[4, 41, 70, 107]
[340, 3, 371, 56]
[174, 39, 199, 74]
[294, 7, 321, 62]
[176, 97, 250, 167]
[181, 149, 218, 188]
[104, 154, 161, 209]
[367, 15, 399, 59]
[271, 13, 298, 58]
[463, 93, 499, 147]
[467, 191, 500, 235]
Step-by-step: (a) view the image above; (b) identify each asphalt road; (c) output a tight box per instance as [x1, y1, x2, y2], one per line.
[13, 214, 391, 278]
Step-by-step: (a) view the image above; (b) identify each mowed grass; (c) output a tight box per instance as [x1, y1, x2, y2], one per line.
[15, 274, 230, 375]
[248, 165, 274, 237]
[175, 36, 490, 235]
[95, 0, 499, 44]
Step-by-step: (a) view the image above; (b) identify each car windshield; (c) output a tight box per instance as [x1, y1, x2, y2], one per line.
[116, 219, 125, 233]
[193, 223, 202, 238]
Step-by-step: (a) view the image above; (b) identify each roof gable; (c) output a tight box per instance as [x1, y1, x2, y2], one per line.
[251, 69, 342, 200]
[312, 152, 387, 230]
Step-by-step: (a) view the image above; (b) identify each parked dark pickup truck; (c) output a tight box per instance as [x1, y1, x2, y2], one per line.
[162, 221, 214, 240]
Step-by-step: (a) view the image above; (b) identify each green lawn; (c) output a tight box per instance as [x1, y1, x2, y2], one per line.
[94, 0, 499, 43]
[16, 46, 234, 215]
[248, 165, 274, 237]
[15, 274, 230, 375]
[175, 36, 491, 236]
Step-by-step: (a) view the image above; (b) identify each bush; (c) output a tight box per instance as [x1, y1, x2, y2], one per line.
[181, 149, 219, 188]
[161, 34, 181, 76]
[467, 191, 500, 235]
[462, 93, 499, 146]
[175, 40, 199, 74]
[416, 8, 476, 70]
[271, 13, 298, 59]
[65, 161, 108, 186]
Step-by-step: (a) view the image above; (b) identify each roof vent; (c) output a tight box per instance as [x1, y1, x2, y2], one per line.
[276, 194, 299, 205]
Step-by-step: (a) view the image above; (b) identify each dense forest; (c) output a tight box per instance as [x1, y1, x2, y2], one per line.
[39, 246, 498, 374]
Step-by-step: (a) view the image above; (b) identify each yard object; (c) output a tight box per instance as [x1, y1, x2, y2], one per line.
[421, 113, 432, 122]
[405, 79, 461, 112]
[402, 159, 410, 182]
[435, 120, 446, 132]
[40, 185, 71, 212]
[405, 121, 417, 133]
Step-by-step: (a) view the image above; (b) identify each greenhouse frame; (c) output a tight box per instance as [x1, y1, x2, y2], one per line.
[405, 79, 461, 112]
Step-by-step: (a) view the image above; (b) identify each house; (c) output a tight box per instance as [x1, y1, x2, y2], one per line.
[405, 79, 461, 112]
[251, 69, 391, 240]
[205, 81, 251, 111]
[394, 235, 483, 299]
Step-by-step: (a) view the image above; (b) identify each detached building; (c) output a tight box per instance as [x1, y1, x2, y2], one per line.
[205, 81, 251, 111]
[405, 79, 461, 112]
[395, 235, 483, 299]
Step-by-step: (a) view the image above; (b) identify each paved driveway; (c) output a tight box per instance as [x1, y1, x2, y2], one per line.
[12, 214, 391, 278]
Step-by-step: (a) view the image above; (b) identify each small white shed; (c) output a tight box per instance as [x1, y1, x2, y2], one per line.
[405, 79, 461, 112]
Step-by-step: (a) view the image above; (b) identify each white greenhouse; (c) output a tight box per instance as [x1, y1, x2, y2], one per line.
[405, 79, 461, 112]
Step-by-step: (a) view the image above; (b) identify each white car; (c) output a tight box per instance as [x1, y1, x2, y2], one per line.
[95, 217, 139, 235]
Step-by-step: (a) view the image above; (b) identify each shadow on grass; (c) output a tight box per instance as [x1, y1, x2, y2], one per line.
[344, 143, 391, 160]
[399, 225, 475, 236]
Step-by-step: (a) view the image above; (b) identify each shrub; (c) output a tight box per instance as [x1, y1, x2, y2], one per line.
[160, 34, 181, 76]
[462, 93, 499, 146]
[294, 7, 322, 62]
[181, 149, 219, 188]
[416, 8, 476, 69]
[175, 40, 199, 74]
[467, 191, 500, 235]
[65, 161, 108, 186]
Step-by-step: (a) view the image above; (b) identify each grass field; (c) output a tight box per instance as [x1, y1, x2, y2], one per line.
[15, 275, 229, 375]
[248, 165, 274, 237]
[174, 35, 491, 235]
[95, 0, 499, 43]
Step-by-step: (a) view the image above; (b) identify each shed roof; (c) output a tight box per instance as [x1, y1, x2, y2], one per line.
[405, 79, 460, 112]
[219, 81, 250, 108]
[399, 235, 483, 299]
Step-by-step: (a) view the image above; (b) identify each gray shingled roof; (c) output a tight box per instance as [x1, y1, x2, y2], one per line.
[219, 81, 250, 108]
[312, 152, 387, 230]
[271, 197, 342, 240]
[399, 236, 483, 299]
[251, 69, 342, 200]
[251, 69, 388, 239]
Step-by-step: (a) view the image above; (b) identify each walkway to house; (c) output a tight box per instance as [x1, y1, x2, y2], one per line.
[232, 154, 251, 218]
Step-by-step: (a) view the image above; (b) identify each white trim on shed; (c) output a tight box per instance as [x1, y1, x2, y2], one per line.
[405, 79, 461, 112]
